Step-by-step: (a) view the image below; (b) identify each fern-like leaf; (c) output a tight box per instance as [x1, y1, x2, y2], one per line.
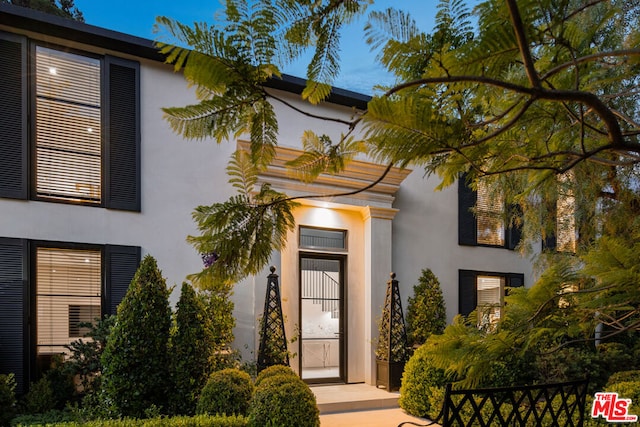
[227, 149, 258, 197]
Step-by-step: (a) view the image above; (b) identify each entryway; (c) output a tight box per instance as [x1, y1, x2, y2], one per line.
[299, 254, 346, 383]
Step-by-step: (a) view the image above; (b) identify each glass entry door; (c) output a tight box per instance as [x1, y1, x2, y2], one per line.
[300, 255, 345, 383]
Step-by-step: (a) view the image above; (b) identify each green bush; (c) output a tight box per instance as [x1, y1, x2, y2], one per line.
[64, 315, 115, 395]
[249, 374, 319, 427]
[196, 369, 253, 416]
[399, 344, 447, 418]
[10, 409, 75, 426]
[606, 369, 640, 385]
[170, 282, 216, 416]
[254, 364, 297, 387]
[204, 291, 237, 372]
[604, 370, 640, 420]
[405, 269, 447, 348]
[0, 373, 16, 427]
[21, 376, 56, 414]
[33, 414, 248, 427]
[101, 255, 172, 417]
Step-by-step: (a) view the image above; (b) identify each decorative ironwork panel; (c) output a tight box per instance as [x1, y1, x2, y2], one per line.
[377, 273, 409, 363]
[257, 266, 290, 373]
[399, 378, 589, 427]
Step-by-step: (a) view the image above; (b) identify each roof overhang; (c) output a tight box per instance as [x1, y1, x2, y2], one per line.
[0, 3, 371, 110]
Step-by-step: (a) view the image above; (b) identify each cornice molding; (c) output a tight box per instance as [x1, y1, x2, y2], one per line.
[238, 141, 412, 208]
[361, 206, 399, 221]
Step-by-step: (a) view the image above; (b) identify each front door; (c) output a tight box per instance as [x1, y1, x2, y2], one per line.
[299, 254, 345, 383]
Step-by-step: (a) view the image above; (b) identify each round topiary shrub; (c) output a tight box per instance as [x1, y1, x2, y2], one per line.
[254, 364, 297, 387]
[196, 368, 254, 416]
[249, 373, 319, 427]
[399, 344, 448, 418]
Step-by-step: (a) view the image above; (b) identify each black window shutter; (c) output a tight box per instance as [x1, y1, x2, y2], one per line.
[0, 33, 28, 200]
[104, 245, 140, 316]
[458, 175, 477, 246]
[506, 273, 524, 289]
[543, 200, 558, 251]
[0, 238, 28, 394]
[458, 270, 478, 317]
[506, 204, 523, 250]
[104, 56, 140, 212]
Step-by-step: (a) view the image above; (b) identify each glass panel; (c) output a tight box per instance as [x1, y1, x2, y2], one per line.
[36, 247, 101, 356]
[36, 46, 101, 203]
[300, 258, 341, 381]
[300, 227, 346, 250]
[476, 180, 505, 246]
[477, 275, 503, 328]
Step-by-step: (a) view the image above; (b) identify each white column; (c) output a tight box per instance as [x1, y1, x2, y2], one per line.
[363, 206, 398, 385]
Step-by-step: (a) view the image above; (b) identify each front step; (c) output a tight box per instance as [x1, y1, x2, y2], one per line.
[311, 383, 400, 414]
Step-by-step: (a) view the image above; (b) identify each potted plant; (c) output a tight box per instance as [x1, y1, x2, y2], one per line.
[376, 273, 409, 391]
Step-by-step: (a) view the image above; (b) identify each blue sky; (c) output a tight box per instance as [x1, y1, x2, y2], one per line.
[73, 1, 474, 94]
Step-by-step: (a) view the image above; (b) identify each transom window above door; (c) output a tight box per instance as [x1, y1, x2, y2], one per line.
[299, 226, 347, 251]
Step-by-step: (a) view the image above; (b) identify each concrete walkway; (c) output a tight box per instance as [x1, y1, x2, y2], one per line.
[312, 383, 436, 427]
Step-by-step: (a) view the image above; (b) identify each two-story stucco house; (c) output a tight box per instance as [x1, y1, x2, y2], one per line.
[0, 4, 535, 394]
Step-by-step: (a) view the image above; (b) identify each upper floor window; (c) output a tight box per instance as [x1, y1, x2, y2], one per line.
[36, 47, 102, 203]
[458, 175, 520, 249]
[0, 33, 140, 211]
[556, 173, 577, 252]
[476, 179, 505, 246]
[543, 172, 579, 253]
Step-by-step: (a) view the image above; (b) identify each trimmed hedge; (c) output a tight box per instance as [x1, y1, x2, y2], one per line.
[196, 369, 253, 416]
[36, 415, 247, 427]
[249, 373, 319, 427]
[101, 255, 172, 417]
[399, 344, 447, 418]
[254, 364, 298, 388]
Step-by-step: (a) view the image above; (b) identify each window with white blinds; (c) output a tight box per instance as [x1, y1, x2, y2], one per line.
[36, 247, 101, 356]
[477, 275, 503, 327]
[557, 173, 577, 252]
[35, 47, 101, 203]
[476, 179, 505, 246]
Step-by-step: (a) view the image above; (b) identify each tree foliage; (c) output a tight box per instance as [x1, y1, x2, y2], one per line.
[157, 0, 640, 378]
[101, 255, 172, 417]
[1, 0, 84, 21]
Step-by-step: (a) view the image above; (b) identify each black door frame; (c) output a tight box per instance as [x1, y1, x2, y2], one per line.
[298, 252, 347, 384]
